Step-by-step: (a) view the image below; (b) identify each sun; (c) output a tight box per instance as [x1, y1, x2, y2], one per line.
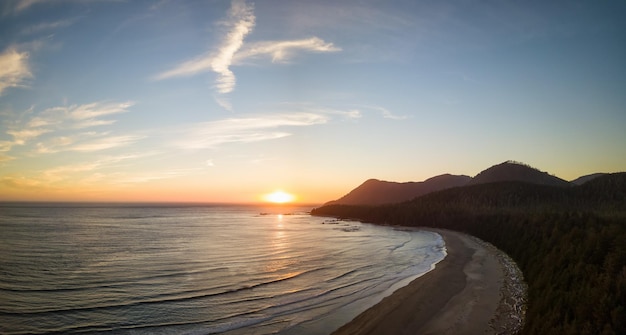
[263, 190, 295, 204]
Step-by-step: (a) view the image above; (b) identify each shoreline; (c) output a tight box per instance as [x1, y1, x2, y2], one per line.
[331, 229, 525, 335]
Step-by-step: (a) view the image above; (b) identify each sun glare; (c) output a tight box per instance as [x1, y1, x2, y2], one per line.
[264, 190, 295, 204]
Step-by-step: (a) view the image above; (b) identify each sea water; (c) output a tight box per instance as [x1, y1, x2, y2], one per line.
[0, 203, 446, 335]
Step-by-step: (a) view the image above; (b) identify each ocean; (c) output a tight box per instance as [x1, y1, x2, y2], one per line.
[0, 203, 446, 335]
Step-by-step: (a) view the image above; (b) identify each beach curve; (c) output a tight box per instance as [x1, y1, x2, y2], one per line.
[331, 229, 526, 335]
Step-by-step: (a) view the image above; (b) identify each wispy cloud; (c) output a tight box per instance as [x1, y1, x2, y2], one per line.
[0, 175, 42, 190]
[42, 162, 101, 183]
[40, 153, 149, 182]
[6, 128, 49, 145]
[154, 0, 340, 110]
[35, 134, 143, 154]
[177, 112, 328, 149]
[66, 101, 133, 121]
[275, 102, 363, 120]
[0, 154, 15, 162]
[8, 0, 122, 14]
[234, 37, 341, 64]
[0, 47, 32, 95]
[20, 18, 75, 35]
[154, 0, 255, 95]
[12, 0, 46, 13]
[376, 106, 409, 120]
[1, 101, 135, 153]
[117, 168, 201, 184]
[210, 0, 255, 94]
[352, 105, 409, 120]
[69, 135, 143, 152]
[285, 103, 407, 121]
[0, 141, 14, 152]
[1, 152, 154, 191]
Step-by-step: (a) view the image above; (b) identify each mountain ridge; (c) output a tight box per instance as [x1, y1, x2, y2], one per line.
[324, 173, 471, 206]
[327, 161, 613, 206]
[468, 161, 570, 187]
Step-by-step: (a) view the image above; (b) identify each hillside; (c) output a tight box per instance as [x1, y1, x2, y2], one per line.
[324, 174, 471, 205]
[571, 173, 607, 185]
[327, 161, 584, 207]
[468, 161, 570, 187]
[312, 172, 626, 335]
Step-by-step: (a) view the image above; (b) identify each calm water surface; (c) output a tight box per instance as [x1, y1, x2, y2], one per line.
[0, 204, 445, 334]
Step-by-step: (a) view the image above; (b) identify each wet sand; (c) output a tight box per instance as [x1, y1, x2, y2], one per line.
[332, 229, 520, 335]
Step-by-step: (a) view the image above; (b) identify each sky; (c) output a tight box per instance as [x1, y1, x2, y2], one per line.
[0, 0, 625, 204]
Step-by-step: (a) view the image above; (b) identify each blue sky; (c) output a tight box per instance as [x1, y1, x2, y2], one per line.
[1, 0, 625, 203]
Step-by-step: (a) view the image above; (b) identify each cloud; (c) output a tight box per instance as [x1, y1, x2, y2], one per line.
[378, 107, 409, 120]
[40, 153, 146, 182]
[12, 0, 46, 13]
[1, 175, 42, 190]
[69, 135, 142, 152]
[284, 103, 406, 121]
[0, 154, 15, 162]
[21, 18, 74, 35]
[1, 101, 135, 154]
[234, 37, 341, 64]
[210, 0, 256, 94]
[345, 109, 362, 119]
[154, 0, 255, 95]
[0, 153, 151, 191]
[214, 96, 233, 111]
[353, 105, 408, 120]
[36, 134, 143, 154]
[42, 162, 100, 182]
[0, 47, 32, 95]
[117, 168, 201, 184]
[0, 141, 14, 152]
[277, 103, 363, 120]
[66, 101, 134, 121]
[8, 0, 122, 14]
[33, 136, 73, 153]
[154, 0, 340, 109]
[6, 128, 49, 145]
[177, 112, 328, 149]
[73, 119, 118, 128]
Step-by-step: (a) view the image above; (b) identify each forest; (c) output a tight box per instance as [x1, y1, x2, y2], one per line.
[312, 173, 626, 335]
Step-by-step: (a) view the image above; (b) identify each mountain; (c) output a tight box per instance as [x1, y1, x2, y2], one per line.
[324, 174, 471, 206]
[324, 161, 614, 207]
[570, 173, 606, 185]
[468, 161, 571, 187]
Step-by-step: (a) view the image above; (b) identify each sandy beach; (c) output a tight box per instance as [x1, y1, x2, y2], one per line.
[332, 229, 525, 335]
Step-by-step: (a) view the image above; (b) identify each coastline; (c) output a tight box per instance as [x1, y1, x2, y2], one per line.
[331, 229, 525, 335]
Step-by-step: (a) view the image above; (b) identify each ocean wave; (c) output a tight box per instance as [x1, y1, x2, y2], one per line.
[0, 206, 446, 335]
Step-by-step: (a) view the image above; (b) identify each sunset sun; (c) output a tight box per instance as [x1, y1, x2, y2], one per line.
[263, 190, 295, 204]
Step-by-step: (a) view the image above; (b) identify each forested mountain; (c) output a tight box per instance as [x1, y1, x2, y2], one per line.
[326, 161, 596, 207]
[468, 161, 571, 187]
[571, 172, 607, 185]
[312, 172, 626, 335]
[324, 174, 471, 205]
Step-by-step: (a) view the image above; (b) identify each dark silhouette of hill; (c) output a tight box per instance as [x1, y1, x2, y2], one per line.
[312, 171, 626, 335]
[324, 174, 471, 206]
[468, 161, 570, 187]
[326, 161, 576, 207]
[571, 172, 607, 185]
[314, 173, 626, 220]
[573, 172, 626, 212]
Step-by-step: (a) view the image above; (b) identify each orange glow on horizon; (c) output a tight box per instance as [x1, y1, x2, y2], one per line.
[263, 190, 296, 204]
